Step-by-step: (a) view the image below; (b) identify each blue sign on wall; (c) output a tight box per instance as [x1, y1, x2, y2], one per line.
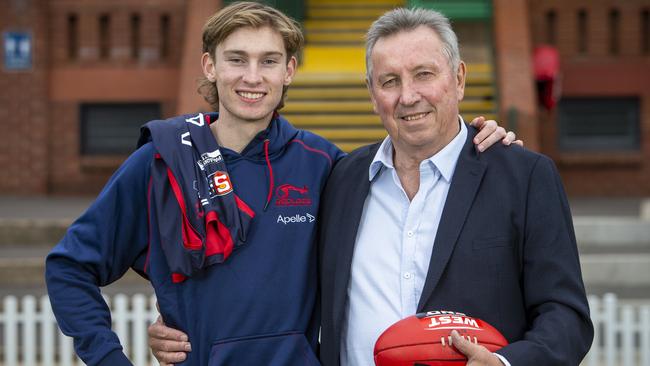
[3, 31, 32, 70]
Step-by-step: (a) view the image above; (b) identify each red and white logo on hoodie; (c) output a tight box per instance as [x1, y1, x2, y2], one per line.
[275, 184, 312, 206]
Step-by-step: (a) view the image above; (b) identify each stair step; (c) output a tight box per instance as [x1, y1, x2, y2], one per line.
[299, 48, 366, 73]
[306, 127, 387, 140]
[288, 85, 495, 101]
[308, 8, 394, 20]
[305, 19, 375, 32]
[306, 32, 366, 44]
[581, 253, 650, 287]
[293, 72, 366, 86]
[0, 255, 149, 287]
[0, 219, 69, 246]
[288, 87, 371, 100]
[283, 100, 495, 114]
[307, 0, 403, 6]
[283, 101, 374, 113]
[334, 141, 377, 152]
[574, 217, 650, 245]
[284, 114, 498, 127]
[294, 69, 494, 86]
[288, 114, 380, 126]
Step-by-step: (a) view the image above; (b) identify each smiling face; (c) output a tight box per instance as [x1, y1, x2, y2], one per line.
[367, 25, 466, 158]
[202, 25, 296, 127]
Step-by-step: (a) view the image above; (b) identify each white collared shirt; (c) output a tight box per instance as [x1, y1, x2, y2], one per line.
[340, 118, 467, 365]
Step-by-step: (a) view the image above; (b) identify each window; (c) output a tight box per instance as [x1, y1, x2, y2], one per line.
[80, 103, 161, 155]
[131, 14, 141, 59]
[99, 14, 110, 59]
[577, 9, 588, 54]
[642, 9, 649, 54]
[67, 14, 78, 60]
[546, 10, 557, 45]
[609, 9, 620, 55]
[558, 97, 639, 151]
[160, 14, 170, 60]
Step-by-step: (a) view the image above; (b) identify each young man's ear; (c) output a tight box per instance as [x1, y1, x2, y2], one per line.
[284, 55, 297, 86]
[202, 52, 216, 82]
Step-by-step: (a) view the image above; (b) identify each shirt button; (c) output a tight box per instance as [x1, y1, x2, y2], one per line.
[407, 231, 414, 237]
[404, 272, 412, 279]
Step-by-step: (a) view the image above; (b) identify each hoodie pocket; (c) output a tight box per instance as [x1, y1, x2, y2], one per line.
[209, 331, 320, 366]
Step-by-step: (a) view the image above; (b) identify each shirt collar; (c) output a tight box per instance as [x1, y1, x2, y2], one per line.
[369, 116, 467, 183]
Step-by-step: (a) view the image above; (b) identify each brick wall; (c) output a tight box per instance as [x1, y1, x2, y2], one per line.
[0, 0, 229, 195]
[0, 0, 50, 194]
[528, 0, 650, 196]
[47, 0, 185, 194]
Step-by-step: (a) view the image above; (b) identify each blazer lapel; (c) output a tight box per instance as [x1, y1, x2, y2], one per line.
[332, 143, 380, 339]
[417, 133, 486, 311]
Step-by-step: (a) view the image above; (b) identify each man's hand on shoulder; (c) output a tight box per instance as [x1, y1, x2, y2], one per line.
[450, 330, 506, 366]
[469, 116, 523, 152]
[148, 316, 191, 365]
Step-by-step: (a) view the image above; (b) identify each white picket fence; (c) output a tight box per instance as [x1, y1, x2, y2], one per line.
[0, 293, 649, 365]
[584, 293, 650, 366]
[0, 294, 159, 366]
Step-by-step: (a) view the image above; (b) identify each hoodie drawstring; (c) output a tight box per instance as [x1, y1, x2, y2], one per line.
[263, 139, 274, 211]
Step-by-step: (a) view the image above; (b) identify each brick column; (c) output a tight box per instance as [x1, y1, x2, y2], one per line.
[493, 0, 539, 151]
[176, 0, 220, 114]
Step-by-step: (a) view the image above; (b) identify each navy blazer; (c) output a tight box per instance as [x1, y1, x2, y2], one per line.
[318, 127, 593, 366]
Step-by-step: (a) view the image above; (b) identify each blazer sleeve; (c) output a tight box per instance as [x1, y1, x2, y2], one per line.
[45, 143, 154, 366]
[495, 156, 593, 365]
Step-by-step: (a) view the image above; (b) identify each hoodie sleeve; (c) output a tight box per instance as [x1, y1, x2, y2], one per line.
[45, 143, 156, 366]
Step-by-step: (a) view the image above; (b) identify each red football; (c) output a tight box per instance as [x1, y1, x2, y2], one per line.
[374, 310, 508, 366]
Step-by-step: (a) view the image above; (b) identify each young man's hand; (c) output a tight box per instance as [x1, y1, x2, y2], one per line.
[470, 116, 523, 152]
[148, 316, 191, 365]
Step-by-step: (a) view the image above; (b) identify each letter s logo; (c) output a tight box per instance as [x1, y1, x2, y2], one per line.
[213, 172, 233, 196]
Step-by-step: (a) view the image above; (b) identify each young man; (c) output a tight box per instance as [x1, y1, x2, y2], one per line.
[46, 2, 514, 365]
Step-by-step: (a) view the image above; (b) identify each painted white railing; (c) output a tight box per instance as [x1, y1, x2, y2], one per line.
[0, 293, 649, 365]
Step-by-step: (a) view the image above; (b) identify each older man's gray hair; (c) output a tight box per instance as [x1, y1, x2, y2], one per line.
[365, 7, 461, 83]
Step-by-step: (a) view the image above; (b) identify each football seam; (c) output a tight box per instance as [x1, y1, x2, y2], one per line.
[376, 340, 506, 353]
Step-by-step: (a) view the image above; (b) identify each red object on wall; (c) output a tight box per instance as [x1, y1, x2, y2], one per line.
[534, 45, 561, 109]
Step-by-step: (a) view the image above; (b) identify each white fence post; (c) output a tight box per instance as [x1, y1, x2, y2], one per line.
[58, 321, 74, 366]
[604, 293, 618, 366]
[641, 305, 650, 366]
[114, 294, 129, 358]
[132, 294, 148, 366]
[585, 295, 600, 366]
[3, 296, 18, 366]
[149, 295, 160, 366]
[622, 305, 635, 366]
[41, 295, 55, 366]
[21, 296, 37, 366]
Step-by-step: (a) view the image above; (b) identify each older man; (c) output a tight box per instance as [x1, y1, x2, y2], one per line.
[318, 8, 593, 366]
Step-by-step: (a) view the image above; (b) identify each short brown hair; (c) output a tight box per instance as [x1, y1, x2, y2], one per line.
[198, 1, 304, 111]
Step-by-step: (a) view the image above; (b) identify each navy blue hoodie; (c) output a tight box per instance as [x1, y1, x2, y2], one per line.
[45, 113, 344, 365]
